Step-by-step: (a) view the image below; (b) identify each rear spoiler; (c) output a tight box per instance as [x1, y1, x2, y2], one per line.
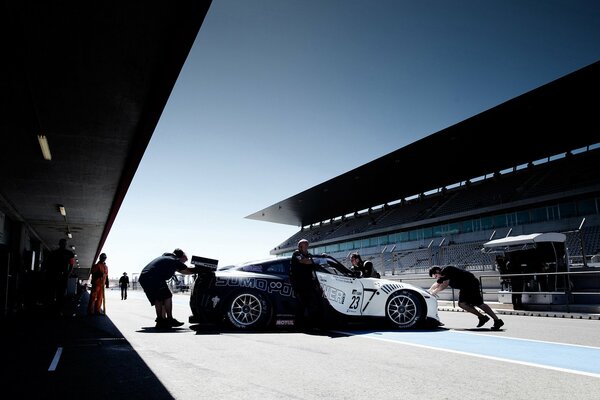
[191, 255, 219, 272]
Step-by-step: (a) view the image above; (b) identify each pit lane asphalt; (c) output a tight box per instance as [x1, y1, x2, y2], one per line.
[3, 288, 599, 399]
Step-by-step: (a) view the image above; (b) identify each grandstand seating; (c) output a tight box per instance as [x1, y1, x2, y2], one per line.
[275, 148, 600, 275]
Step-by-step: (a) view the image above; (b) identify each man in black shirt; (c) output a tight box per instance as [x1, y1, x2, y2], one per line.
[429, 265, 504, 330]
[139, 249, 198, 329]
[289, 239, 325, 329]
[119, 272, 129, 300]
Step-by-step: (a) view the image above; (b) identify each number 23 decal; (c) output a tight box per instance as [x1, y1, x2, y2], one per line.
[349, 295, 360, 309]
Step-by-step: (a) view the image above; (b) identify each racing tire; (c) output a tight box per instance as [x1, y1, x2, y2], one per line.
[225, 291, 272, 330]
[385, 290, 423, 329]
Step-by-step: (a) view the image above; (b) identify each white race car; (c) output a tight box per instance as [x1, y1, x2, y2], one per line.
[189, 255, 441, 330]
[312, 256, 440, 329]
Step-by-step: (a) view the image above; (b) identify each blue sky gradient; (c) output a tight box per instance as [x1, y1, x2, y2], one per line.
[102, 0, 600, 278]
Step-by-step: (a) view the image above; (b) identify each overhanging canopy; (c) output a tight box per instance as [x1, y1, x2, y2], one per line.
[247, 60, 600, 227]
[0, 1, 212, 270]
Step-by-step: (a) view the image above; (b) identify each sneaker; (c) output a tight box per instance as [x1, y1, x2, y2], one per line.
[477, 315, 490, 327]
[491, 319, 504, 331]
[155, 318, 170, 329]
[166, 317, 184, 327]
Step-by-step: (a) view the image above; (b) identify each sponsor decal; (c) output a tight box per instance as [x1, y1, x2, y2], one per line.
[322, 284, 346, 305]
[215, 276, 293, 296]
[211, 296, 220, 308]
[330, 275, 354, 284]
[275, 320, 295, 326]
[380, 283, 403, 294]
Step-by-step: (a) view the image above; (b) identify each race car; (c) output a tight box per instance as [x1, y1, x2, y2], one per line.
[189, 254, 440, 330]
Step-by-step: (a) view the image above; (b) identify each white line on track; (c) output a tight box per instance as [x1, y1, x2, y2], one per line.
[48, 347, 62, 372]
[335, 330, 600, 379]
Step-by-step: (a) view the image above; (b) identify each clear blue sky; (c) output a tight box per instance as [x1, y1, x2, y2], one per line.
[102, 0, 600, 278]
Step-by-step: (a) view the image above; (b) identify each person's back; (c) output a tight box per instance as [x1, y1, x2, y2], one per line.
[140, 253, 183, 283]
[439, 265, 477, 289]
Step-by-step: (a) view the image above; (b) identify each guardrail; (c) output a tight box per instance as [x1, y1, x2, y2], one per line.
[391, 270, 600, 309]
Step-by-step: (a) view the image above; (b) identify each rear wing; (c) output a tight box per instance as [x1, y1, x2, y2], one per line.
[191, 255, 219, 273]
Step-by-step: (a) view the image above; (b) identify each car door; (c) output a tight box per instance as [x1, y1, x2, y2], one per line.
[315, 269, 365, 316]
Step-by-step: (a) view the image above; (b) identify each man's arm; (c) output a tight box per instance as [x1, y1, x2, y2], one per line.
[178, 267, 195, 275]
[429, 280, 449, 295]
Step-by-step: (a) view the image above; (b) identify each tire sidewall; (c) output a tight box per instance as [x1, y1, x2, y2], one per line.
[225, 290, 272, 330]
[385, 290, 422, 329]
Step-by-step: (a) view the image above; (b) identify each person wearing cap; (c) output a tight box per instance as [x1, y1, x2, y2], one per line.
[88, 253, 108, 315]
[118, 272, 130, 300]
[289, 239, 325, 329]
[138, 249, 198, 329]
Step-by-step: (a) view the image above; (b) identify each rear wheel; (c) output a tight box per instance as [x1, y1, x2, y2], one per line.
[385, 290, 423, 329]
[226, 291, 271, 330]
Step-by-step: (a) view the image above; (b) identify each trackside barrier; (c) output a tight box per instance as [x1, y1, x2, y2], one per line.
[479, 270, 600, 307]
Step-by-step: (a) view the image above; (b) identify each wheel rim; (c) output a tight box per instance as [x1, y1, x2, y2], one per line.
[229, 293, 263, 326]
[387, 294, 418, 326]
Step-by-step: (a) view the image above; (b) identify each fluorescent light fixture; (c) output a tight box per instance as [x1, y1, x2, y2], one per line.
[67, 232, 73, 239]
[37, 134, 52, 161]
[58, 205, 66, 216]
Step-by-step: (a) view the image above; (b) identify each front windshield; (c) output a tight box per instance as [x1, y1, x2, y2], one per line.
[312, 256, 355, 277]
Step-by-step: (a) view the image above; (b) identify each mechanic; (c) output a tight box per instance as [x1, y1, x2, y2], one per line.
[428, 265, 504, 330]
[88, 253, 108, 315]
[289, 239, 326, 330]
[138, 248, 198, 329]
[350, 253, 380, 278]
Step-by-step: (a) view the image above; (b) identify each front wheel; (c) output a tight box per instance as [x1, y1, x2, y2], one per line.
[385, 290, 423, 329]
[225, 291, 271, 330]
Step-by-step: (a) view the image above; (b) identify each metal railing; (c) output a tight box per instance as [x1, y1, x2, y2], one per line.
[479, 270, 600, 306]
[387, 269, 600, 309]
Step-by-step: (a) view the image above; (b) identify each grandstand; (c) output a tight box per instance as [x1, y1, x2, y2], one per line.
[270, 146, 600, 276]
[247, 61, 600, 289]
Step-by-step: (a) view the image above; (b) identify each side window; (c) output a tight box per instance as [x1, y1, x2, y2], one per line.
[265, 262, 288, 275]
[240, 264, 263, 273]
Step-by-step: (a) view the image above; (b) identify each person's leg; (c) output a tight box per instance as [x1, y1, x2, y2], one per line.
[478, 303, 500, 320]
[164, 297, 173, 319]
[458, 301, 484, 317]
[478, 302, 504, 330]
[459, 287, 491, 327]
[87, 286, 96, 315]
[155, 300, 164, 320]
[161, 296, 184, 327]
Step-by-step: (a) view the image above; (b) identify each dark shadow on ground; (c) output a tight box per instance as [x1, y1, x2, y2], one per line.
[189, 320, 448, 338]
[137, 326, 188, 333]
[2, 290, 176, 400]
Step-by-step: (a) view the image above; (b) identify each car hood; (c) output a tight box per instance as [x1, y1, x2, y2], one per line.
[362, 277, 432, 298]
